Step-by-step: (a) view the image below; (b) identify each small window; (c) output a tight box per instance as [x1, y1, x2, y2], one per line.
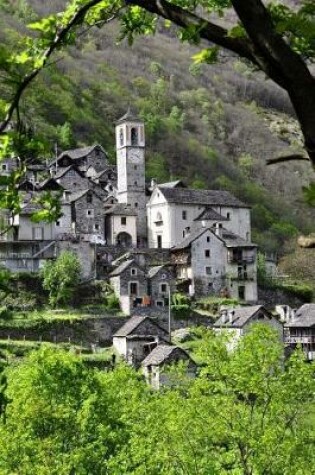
[86, 193, 93, 204]
[120, 128, 124, 146]
[207, 236, 210, 243]
[227, 212, 231, 220]
[131, 127, 138, 145]
[205, 266, 212, 275]
[205, 250, 210, 258]
[134, 165, 137, 170]
[135, 202, 138, 208]
[121, 217, 127, 225]
[87, 209, 94, 217]
[94, 224, 100, 231]
[131, 268, 137, 276]
[160, 283, 168, 293]
[56, 220, 61, 227]
[134, 181, 138, 186]
[2, 164, 7, 171]
[182, 210, 187, 220]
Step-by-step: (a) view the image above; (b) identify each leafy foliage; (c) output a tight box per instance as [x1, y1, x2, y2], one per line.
[41, 251, 81, 308]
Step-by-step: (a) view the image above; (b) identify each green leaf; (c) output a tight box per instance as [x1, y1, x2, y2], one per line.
[192, 46, 219, 64]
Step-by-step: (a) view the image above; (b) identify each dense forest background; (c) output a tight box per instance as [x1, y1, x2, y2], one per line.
[0, 0, 314, 278]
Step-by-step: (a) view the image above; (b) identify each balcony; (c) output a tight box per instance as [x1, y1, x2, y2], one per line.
[286, 336, 315, 344]
[228, 255, 255, 264]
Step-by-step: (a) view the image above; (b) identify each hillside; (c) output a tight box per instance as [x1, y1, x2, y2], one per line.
[0, 0, 314, 258]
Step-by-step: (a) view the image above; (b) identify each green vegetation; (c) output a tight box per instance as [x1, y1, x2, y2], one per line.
[0, 326, 313, 474]
[41, 251, 81, 308]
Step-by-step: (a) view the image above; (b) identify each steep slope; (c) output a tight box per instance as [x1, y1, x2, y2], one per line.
[0, 0, 314, 256]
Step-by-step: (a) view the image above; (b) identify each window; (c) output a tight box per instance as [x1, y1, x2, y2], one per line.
[121, 217, 127, 225]
[131, 268, 137, 276]
[205, 250, 210, 258]
[131, 127, 138, 145]
[86, 193, 93, 204]
[134, 181, 138, 186]
[227, 212, 231, 220]
[2, 164, 7, 171]
[135, 202, 138, 208]
[157, 235, 162, 248]
[134, 165, 137, 170]
[205, 266, 212, 275]
[160, 283, 168, 293]
[155, 212, 162, 223]
[119, 128, 124, 146]
[129, 282, 138, 296]
[94, 224, 100, 231]
[182, 210, 187, 220]
[56, 220, 61, 227]
[207, 236, 210, 243]
[86, 209, 94, 218]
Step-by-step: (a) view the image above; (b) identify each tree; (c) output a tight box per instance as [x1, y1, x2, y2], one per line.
[41, 251, 81, 307]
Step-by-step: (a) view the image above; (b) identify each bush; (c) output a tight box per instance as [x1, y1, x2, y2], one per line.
[0, 306, 13, 320]
[105, 293, 120, 310]
[196, 297, 239, 314]
[276, 283, 313, 302]
[171, 293, 191, 318]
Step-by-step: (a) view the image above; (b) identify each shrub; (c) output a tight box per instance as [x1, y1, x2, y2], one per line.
[105, 293, 120, 310]
[0, 306, 13, 320]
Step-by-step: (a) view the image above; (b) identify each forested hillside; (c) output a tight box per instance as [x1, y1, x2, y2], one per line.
[1, 0, 314, 256]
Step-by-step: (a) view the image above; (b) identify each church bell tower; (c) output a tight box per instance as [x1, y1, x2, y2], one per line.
[115, 109, 147, 244]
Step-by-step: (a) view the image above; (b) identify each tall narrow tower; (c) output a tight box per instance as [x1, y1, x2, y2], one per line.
[115, 109, 147, 244]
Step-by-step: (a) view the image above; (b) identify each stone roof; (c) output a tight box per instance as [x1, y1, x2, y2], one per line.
[54, 165, 81, 179]
[141, 345, 192, 367]
[68, 188, 102, 203]
[287, 304, 315, 328]
[104, 203, 137, 216]
[113, 315, 167, 337]
[214, 305, 270, 328]
[94, 167, 116, 179]
[172, 227, 210, 251]
[194, 207, 228, 222]
[116, 107, 141, 124]
[147, 265, 166, 279]
[109, 259, 135, 277]
[159, 180, 186, 188]
[36, 178, 63, 190]
[158, 187, 249, 208]
[220, 228, 257, 248]
[59, 145, 100, 161]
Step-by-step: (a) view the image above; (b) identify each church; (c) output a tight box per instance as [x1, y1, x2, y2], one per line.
[0, 110, 258, 310]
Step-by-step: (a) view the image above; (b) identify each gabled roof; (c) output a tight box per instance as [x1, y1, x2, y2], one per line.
[113, 315, 167, 337]
[158, 187, 249, 208]
[172, 227, 210, 251]
[159, 180, 186, 189]
[69, 188, 102, 203]
[109, 259, 137, 277]
[220, 228, 257, 248]
[194, 207, 228, 222]
[287, 304, 315, 328]
[104, 203, 137, 216]
[147, 265, 167, 279]
[54, 165, 83, 179]
[36, 178, 64, 191]
[94, 167, 117, 179]
[214, 305, 271, 328]
[59, 145, 103, 161]
[141, 345, 193, 367]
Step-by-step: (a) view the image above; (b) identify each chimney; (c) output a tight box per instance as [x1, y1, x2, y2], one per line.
[221, 309, 228, 324]
[201, 220, 206, 228]
[214, 223, 222, 236]
[228, 310, 235, 323]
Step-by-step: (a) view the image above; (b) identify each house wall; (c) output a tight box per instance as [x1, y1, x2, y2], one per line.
[191, 230, 226, 297]
[113, 336, 127, 356]
[110, 214, 137, 246]
[18, 216, 55, 241]
[150, 268, 175, 305]
[55, 169, 89, 191]
[211, 206, 251, 241]
[72, 192, 104, 236]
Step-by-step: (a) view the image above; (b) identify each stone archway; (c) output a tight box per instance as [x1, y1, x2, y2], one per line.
[117, 232, 132, 247]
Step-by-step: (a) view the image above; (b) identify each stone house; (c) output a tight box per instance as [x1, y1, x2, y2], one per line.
[113, 315, 169, 365]
[49, 144, 109, 176]
[69, 189, 104, 238]
[54, 165, 89, 191]
[284, 304, 315, 361]
[213, 305, 283, 350]
[147, 186, 251, 249]
[104, 203, 137, 247]
[171, 226, 257, 301]
[110, 259, 147, 315]
[142, 344, 197, 389]
[147, 265, 175, 307]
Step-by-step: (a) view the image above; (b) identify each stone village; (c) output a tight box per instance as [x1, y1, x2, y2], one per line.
[0, 110, 314, 382]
